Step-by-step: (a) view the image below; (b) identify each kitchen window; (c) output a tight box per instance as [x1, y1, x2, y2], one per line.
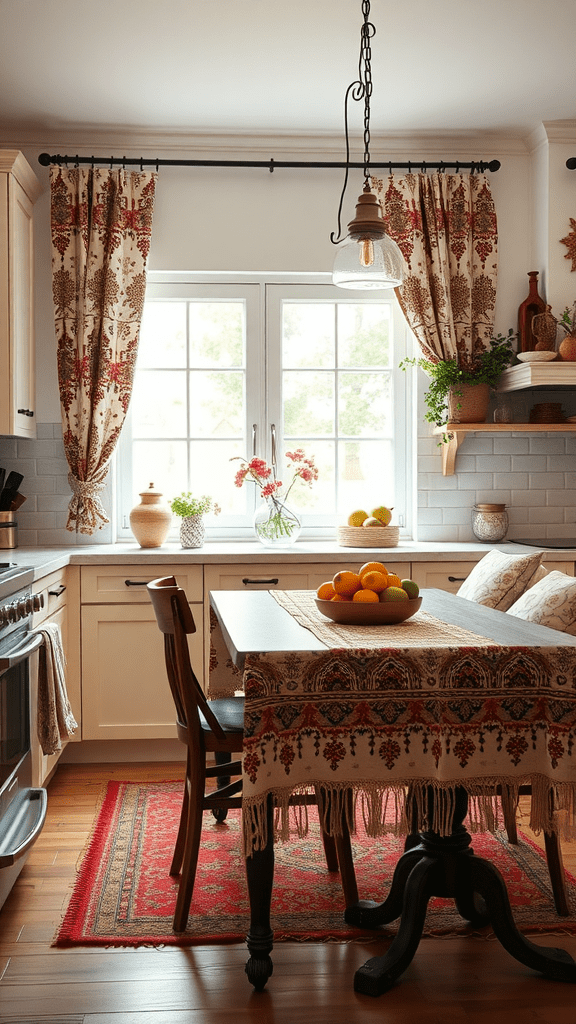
[115, 274, 414, 540]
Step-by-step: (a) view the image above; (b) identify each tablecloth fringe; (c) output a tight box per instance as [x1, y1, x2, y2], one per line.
[241, 777, 576, 856]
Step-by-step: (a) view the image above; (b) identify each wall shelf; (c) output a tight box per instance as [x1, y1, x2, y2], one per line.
[498, 363, 576, 391]
[434, 422, 576, 476]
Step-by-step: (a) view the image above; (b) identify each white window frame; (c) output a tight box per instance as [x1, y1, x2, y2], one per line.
[115, 272, 415, 541]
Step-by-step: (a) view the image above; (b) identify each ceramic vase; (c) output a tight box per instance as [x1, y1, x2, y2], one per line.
[253, 496, 301, 547]
[180, 514, 205, 548]
[129, 483, 172, 548]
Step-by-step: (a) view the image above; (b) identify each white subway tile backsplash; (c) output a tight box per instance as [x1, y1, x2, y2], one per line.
[529, 435, 567, 454]
[528, 506, 564, 523]
[512, 455, 547, 473]
[494, 437, 530, 454]
[528, 472, 566, 490]
[493, 473, 529, 489]
[457, 473, 493, 490]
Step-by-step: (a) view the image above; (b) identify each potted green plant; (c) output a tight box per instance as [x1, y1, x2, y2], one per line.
[400, 330, 516, 441]
[170, 493, 221, 548]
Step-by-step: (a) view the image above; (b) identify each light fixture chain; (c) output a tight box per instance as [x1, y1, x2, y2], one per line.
[360, 0, 374, 185]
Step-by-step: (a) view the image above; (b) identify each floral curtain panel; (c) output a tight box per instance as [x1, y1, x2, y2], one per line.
[374, 173, 498, 371]
[50, 167, 157, 534]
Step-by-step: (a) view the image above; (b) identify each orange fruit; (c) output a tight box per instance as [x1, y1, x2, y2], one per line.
[333, 570, 362, 597]
[317, 581, 336, 601]
[353, 588, 379, 603]
[381, 586, 409, 603]
[331, 593, 352, 602]
[559, 336, 576, 361]
[359, 561, 388, 577]
[386, 573, 402, 589]
[361, 570, 388, 593]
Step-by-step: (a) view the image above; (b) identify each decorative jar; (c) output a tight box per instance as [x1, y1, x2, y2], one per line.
[129, 483, 172, 548]
[253, 496, 301, 547]
[179, 514, 205, 549]
[471, 503, 509, 543]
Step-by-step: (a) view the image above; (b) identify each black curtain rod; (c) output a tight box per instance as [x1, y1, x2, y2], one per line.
[38, 152, 500, 173]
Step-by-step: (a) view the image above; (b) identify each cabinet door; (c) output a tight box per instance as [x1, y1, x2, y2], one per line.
[410, 561, 479, 594]
[81, 602, 203, 740]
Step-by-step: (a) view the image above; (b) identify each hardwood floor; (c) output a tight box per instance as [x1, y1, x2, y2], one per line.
[1, 762, 576, 1023]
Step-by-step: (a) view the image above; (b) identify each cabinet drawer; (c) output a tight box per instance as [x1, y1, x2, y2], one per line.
[204, 564, 310, 592]
[410, 561, 478, 594]
[81, 564, 203, 603]
[33, 567, 68, 623]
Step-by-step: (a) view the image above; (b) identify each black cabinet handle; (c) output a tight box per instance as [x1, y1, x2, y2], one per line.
[124, 579, 151, 587]
[17, 409, 34, 417]
[242, 577, 279, 586]
[48, 585, 66, 597]
[448, 576, 466, 582]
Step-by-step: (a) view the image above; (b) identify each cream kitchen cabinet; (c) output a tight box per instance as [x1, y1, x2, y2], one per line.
[80, 564, 203, 740]
[0, 151, 41, 438]
[410, 557, 575, 594]
[203, 560, 411, 681]
[30, 565, 81, 785]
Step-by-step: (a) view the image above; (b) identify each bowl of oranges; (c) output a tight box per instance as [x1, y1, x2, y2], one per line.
[315, 561, 422, 625]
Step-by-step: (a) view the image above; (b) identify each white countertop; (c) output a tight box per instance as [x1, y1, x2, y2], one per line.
[5, 539, 575, 582]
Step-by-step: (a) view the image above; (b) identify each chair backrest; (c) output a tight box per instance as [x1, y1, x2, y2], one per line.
[147, 576, 227, 743]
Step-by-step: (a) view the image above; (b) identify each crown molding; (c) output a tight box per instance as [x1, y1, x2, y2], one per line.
[0, 124, 530, 163]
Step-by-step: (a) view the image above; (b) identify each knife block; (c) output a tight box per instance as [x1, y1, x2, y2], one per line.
[0, 511, 17, 548]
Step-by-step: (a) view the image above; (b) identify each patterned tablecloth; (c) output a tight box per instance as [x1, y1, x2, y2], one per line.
[209, 591, 576, 853]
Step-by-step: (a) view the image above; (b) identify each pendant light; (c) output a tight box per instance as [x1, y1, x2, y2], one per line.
[331, 0, 404, 290]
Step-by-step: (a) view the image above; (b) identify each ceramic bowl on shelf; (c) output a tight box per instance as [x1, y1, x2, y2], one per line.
[314, 596, 422, 625]
[516, 351, 557, 363]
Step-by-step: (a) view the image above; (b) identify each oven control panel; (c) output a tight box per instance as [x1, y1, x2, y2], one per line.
[0, 592, 43, 627]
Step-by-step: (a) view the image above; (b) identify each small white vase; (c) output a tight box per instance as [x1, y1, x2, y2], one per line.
[179, 514, 205, 548]
[253, 496, 301, 547]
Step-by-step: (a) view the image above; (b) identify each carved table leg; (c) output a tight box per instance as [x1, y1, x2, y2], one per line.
[346, 786, 576, 996]
[244, 795, 274, 991]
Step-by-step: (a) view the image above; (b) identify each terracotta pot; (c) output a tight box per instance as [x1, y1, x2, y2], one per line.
[448, 383, 491, 424]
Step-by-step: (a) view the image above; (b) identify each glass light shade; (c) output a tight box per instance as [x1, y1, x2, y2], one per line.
[333, 232, 405, 290]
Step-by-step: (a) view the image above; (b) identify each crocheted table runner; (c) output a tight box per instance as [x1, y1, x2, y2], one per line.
[270, 589, 496, 649]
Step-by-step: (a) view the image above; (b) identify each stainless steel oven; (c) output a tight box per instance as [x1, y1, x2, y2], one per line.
[0, 563, 47, 911]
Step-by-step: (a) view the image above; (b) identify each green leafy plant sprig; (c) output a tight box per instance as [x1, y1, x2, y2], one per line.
[400, 330, 516, 441]
[170, 493, 221, 518]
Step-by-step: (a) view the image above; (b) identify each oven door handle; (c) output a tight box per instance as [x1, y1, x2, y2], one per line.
[0, 788, 48, 867]
[0, 631, 44, 671]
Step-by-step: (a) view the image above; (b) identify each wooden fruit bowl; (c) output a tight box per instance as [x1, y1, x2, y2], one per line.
[315, 596, 422, 625]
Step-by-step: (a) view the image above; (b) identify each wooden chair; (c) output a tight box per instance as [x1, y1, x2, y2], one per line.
[147, 575, 358, 933]
[499, 784, 569, 916]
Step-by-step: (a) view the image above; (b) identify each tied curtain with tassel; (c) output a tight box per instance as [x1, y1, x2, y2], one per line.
[50, 167, 157, 534]
[374, 173, 498, 372]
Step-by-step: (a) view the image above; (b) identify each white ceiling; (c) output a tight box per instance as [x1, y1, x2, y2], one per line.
[1, 0, 575, 141]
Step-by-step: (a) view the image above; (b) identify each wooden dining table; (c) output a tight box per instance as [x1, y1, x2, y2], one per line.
[208, 586, 576, 995]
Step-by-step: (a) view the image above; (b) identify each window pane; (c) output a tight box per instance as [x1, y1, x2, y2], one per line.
[282, 303, 335, 367]
[188, 302, 244, 367]
[338, 372, 392, 437]
[189, 440, 248, 514]
[132, 440, 187, 502]
[283, 371, 335, 435]
[278, 440, 335, 513]
[138, 302, 186, 368]
[337, 439, 395, 514]
[189, 371, 244, 437]
[338, 304, 391, 367]
[131, 370, 187, 438]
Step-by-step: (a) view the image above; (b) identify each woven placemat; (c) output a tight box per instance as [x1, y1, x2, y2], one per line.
[271, 589, 496, 649]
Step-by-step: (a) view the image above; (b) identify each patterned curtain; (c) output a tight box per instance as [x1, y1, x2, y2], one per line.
[374, 173, 498, 372]
[50, 167, 157, 534]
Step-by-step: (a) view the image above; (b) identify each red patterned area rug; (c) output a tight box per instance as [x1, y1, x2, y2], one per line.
[53, 780, 576, 948]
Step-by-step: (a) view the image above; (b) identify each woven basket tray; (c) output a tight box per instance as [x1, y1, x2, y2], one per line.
[337, 525, 399, 548]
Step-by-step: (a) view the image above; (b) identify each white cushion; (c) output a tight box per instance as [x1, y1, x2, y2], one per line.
[457, 549, 544, 611]
[507, 570, 576, 635]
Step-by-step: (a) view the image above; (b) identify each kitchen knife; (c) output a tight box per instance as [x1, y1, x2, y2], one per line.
[0, 469, 5, 494]
[0, 471, 24, 511]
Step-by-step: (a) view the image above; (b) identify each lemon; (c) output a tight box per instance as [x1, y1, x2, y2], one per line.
[348, 509, 368, 526]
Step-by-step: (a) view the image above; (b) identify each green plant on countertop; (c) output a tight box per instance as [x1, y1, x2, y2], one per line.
[170, 493, 221, 517]
[400, 329, 516, 441]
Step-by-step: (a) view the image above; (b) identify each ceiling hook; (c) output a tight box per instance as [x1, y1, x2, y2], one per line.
[269, 157, 275, 173]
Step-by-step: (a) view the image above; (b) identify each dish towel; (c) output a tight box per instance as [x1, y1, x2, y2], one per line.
[34, 622, 78, 755]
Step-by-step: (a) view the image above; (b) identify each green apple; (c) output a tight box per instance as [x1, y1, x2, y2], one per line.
[370, 506, 393, 526]
[363, 517, 381, 527]
[401, 579, 420, 599]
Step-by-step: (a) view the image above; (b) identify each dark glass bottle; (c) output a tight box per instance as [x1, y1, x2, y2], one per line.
[518, 271, 546, 352]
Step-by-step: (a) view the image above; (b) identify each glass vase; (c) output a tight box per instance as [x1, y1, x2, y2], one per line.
[253, 496, 301, 547]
